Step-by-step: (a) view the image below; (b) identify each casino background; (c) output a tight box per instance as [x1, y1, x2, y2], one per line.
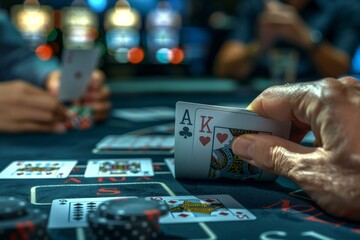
[2, 0, 360, 83]
[0, 0, 243, 79]
[1, 1, 360, 240]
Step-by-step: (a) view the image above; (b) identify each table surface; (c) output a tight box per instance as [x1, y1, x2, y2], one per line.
[0, 87, 359, 240]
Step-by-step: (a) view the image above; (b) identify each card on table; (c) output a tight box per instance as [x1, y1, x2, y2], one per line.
[164, 158, 175, 177]
[48, 197, 137, 229]
[112, 106, 175, 122]
[92, 135, 175, 155]
[174, 102, 291, 180]
[0, 160, 77, 179]
[58, 47, 101, 102]
[84, 158, 154, 178]
[146, 194, 256, 223]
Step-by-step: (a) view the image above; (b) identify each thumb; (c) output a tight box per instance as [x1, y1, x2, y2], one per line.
[231, 134, 316, 177]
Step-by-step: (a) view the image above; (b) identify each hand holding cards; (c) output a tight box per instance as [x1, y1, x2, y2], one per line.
[174, 102, 291, 181]
[59, 47, 101, 102]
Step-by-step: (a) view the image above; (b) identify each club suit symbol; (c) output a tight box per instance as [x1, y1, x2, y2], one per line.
[179, 127, 192, 139]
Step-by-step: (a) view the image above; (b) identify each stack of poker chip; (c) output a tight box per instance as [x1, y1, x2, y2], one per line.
[87, 198, 169, 240]
[0, 196, 49, 240]
[65, 105, 94, 130]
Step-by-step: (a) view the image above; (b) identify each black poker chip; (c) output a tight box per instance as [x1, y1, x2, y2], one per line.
[0, 196, 49, 240]
[87, 211, 160, 240]
[97, 198, 169, 221]
[0, 196, 27, 220]
[87, 198, 168, 240]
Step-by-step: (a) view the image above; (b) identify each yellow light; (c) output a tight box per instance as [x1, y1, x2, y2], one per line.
[104, 0, 141, 30]
[12, 6, 53, 33]
[111, 10, 137, 27]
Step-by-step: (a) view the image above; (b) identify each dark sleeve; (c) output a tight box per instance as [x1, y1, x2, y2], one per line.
[328, 1, 360, 58]
[0, 11, 58, 87]
[228, 0, 264, 43]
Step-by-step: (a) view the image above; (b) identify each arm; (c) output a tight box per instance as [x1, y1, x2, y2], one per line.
[215, 41, 260, 80]
[214, 1, 262, 80]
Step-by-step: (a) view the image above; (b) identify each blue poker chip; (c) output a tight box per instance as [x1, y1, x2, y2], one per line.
[97, 198, 169, 221]
[0, 197, 49, 240]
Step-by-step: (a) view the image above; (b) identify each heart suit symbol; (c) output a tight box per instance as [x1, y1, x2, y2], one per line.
[199, 136, 211, 146]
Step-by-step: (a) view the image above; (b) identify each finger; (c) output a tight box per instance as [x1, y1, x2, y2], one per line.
[231, 133, 318, 177]
[13, 90, 64, 113]
[84, 86, 111, 102]
[88, 70, 106, 91]
[91, 101, 112, 121]
[2, 121, 66, 133]
[337, 76, 359, 85]
[7, 107, 59, 123]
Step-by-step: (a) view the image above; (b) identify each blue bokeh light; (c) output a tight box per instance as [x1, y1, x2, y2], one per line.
[87, 0, 107, 12]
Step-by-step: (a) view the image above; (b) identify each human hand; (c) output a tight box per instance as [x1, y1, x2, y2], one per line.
[0, 80, 66, 133]
[258, 1, 313, 51]
[79, 69, 111, 121]
[45, 69, 111, 122]
[231, 77, 360, 220]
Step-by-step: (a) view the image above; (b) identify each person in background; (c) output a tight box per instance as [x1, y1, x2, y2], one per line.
[232, 76, 360, 220]
[0, 10, 111, 133]
[215, 0, 360, 82]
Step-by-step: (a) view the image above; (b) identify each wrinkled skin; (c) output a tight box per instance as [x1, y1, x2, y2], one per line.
[232, 77, 360, 220]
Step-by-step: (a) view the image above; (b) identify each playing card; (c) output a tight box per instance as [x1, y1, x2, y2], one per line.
[146, 195, 256, 223]
[92, 135, 175, 155]
[58, 47, 101, 101]
[175, 102, 291, 180]
[0, 160, 77, 179]
[84, 159, 154, 178]
[112, 106, 175, 122]
[164, 158, 175, 177]
[48, 197, 137, 229]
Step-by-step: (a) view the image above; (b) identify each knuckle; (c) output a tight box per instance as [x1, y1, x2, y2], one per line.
[268, 145, 293, 176]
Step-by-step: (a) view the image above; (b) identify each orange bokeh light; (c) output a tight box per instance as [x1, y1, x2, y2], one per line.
[35, 44, 53, 61]
[128, 47, 144, 64]
[169, 48, 184, 64]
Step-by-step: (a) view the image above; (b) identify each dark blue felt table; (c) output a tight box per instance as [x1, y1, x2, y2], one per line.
[0, 89, 359, 240]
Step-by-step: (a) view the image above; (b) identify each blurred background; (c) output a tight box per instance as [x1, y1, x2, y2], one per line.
[2, 0, 360, 83]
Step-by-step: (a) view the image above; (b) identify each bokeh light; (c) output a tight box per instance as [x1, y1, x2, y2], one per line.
[128, 47, 144, 64]
[87, 0, 107, 13]
[169, 47, 184, 64]
[35, 44, 53, 60]
[156, 48, 170, 64]
[114, 48, 130, 63]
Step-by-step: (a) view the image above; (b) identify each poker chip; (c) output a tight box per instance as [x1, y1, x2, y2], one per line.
[0, 197, 49, 240]
[65, 105, 94, 130]
[98, 198, 168, 221]
[88, 198, 169, 240]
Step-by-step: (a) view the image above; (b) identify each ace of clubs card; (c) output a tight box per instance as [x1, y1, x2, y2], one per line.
[174, 102, 291, 180]
[58, 47, 101, 102]
[0, 160, 77, 179]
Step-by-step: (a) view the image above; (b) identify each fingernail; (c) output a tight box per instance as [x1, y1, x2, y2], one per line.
[232, 136, 255, 160]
